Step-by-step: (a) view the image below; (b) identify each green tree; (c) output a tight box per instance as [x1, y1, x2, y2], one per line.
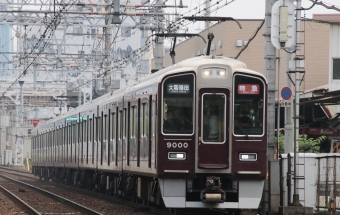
[276, 132, 327, 154]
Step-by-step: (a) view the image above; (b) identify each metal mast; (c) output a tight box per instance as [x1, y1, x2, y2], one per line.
[15, 80, 24, 165]
[154, 0, 164, 70]
[264, 0, 278, 213]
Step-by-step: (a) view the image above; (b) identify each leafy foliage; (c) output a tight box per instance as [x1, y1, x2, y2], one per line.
[276, 132, 327, 154]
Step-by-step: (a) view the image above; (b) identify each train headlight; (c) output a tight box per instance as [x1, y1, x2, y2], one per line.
[203, 70, 211, 77]
[218, 70, 226, 76]
[168, 152, 186, 160]
[202, 68, 227, 78]
[239, 153, 257, 161]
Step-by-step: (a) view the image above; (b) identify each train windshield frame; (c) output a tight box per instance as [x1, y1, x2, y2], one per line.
[162, 73, 195, 135]
[233, 74, 265, 136]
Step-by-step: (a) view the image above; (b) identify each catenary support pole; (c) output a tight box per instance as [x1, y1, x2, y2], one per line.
[264, 0, 278, 214]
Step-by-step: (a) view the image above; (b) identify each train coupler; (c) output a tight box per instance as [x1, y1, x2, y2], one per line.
[200, 176, 226, 203]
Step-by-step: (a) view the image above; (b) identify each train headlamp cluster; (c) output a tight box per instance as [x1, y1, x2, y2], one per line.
[202, 68, 227, 78]
[239, 153, 257, 161]
[168, 152, 186, 160]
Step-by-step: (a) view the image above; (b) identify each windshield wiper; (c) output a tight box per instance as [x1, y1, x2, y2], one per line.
[235, 120, 249, 140]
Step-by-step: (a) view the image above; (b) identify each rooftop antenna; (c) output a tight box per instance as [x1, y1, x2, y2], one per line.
[183, 17, 242, 55]
[148, 33, 206, 65]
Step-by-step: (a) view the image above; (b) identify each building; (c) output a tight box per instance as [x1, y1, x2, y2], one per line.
[0, 24, 12, 75]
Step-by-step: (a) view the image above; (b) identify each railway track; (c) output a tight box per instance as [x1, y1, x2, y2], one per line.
[0, 166, 248, 215]
[0, 173, 103, 214]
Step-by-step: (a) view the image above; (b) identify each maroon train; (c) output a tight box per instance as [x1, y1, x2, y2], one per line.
[31, 55, 267, 210]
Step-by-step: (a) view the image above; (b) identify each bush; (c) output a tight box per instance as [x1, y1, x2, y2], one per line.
[276, 132, 327, 154]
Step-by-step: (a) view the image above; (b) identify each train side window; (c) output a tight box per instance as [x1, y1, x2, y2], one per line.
[81, 120, 85, 164]
[53, 130, 55, 162]
[137, 99, 141, 167]
[98, 112, 106, 165]
[131, 106, 137, 138]
[123, 108, 127, 139]
[115, 107, 119, 165]
[111, 112, 116, 141]
[93, 116, 97, 165]
[54, 129, 56, 163]
[88, 118, 92, 164]
[89, 118, 93, 164]
[152, 96, 156, 138]
[109, 112, 115, 164]
[85, 119, 88, 164]
[102, 114, 107, 165]
[233, 74, 265, 136]
[75, 123, 78, 163]
[50, 131, 52, 162]
[118, 110, 122, 140]
[127, 103, 130, 166]
[67, 125, 70, 163]
[64, 127, 66, 163]
[47, 131, 49, 162]
[148, 95, 152, 168]
[142, 103, 147, 137]
[81, 120, 84, 164]
[73, 124, 76, 163]
[107, 112, 111, 165]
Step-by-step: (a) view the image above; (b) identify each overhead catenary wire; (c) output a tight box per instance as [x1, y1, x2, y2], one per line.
[1, 0, 238, 102]
[234, 19, 265, 59]
[1, 0, 79, 96]
[54, 0, 240, 94]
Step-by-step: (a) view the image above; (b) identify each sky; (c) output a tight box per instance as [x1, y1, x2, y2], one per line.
[165, 0, 340, 33]
[174, 0, 340, 19]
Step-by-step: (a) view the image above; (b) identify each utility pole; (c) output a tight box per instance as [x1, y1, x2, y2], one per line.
[264, 0, 278, 214]
[265, 0, 277, 165]
[205, 0, 211, 29]
[292, 0, 303, 206]
[154, 0, 164, 70]
[104, 0, 113, 94]
[15, 81, 24, 166]
[285, 50, 294, 153]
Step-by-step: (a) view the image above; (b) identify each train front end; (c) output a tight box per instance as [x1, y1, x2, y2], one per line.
[157, 57, 267, 209]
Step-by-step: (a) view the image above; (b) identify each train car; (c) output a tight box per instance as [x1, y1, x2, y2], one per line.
[31, 55, 267, 210]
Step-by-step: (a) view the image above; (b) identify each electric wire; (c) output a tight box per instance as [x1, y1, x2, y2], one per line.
[234, 19, 265, 59]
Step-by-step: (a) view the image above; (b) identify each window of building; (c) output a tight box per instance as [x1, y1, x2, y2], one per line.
[333, 59, 340, 80]
[121, 27, 131, 37]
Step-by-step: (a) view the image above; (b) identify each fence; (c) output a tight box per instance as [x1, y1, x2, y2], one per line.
[316, 155, 340, 211]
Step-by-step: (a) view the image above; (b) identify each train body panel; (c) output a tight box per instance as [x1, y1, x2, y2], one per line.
[31, 55, 267, 209]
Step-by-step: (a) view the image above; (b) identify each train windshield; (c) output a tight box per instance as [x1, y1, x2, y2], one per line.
[162, 74, 194, 134]
[233, 74, 265, 135]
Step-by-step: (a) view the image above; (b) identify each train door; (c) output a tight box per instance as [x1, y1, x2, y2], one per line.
[198, 88, 229, 169]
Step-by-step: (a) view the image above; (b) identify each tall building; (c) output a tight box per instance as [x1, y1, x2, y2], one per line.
[0, 24, 12, 76]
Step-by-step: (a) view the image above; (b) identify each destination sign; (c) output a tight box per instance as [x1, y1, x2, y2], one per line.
[238, 84, 260, 95]
[167, 83, 190, 94]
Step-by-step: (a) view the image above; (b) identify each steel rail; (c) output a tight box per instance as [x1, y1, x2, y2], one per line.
[0, 174, 103, 215]
[0, 184, 41, 215]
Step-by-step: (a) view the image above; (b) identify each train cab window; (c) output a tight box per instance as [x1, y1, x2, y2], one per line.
[162, 74, 194, 135]
[202, 94, 226, 143]
[233, 74, 265, 136]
